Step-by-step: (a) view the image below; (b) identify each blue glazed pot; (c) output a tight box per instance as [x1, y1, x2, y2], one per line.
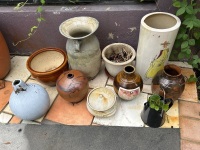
[9, 79, 50, 120]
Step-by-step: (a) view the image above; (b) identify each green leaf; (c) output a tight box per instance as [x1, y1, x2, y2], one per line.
[176, 7, 186, 16]
[154, 106, 159, 111]
[194, 32, 200, 40]
[163, 104, 169, 111]
[187, 75, 198, 83]
[186, 5, 194, 14]
[193, 55, 199, 59]
[30, 26, 38, 33]
[189, 39, 195, 46]
[181, 41, 189, 49]
[186, 21, 194, 30]
[40, 0, 46, 5]
[37, 6, 43, 13]
[182, 34, 189, 40]
[177, 33, 183, 39]
[37, 17, 45, 22]
[173, 1, 181, 8]
[180, 0, 188, 7]
[186, 49, 191, 54]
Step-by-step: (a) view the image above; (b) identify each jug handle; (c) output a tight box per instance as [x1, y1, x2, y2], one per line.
[74, 40, 82, 52]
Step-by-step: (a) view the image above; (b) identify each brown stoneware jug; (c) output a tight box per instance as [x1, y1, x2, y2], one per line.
[113, 65, 143, 100]
[56, 70, 89, 103]
[151, 64, 186, 101]
[0, 32, 11, 79]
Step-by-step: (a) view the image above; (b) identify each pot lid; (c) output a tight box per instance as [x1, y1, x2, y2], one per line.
[87, 87, 116, 111]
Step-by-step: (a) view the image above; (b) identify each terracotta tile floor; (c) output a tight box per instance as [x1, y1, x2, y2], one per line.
[0, 57, 200, 149]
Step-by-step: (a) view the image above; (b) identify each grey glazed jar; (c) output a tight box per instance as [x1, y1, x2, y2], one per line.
[9, 79, 50, 120]
[59, 16, 101, 80]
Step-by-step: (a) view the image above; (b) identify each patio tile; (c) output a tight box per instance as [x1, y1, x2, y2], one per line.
[45, 95, 93, 125]
[3, 104, 12, 114]
[21, 120, 41, 125]
[0, 81, 12, 111]
[161, 100, 179, 128]
[179, 68, 198, 102]
[5, 56, 30, 82]
[168, 61, 192, 69]
[93, 93, 148, 127]
[179, 100, 200, 120]
[181, 140, 200, 150]
[107, 77, 113, 86]
[89, 61, 108, 88]
[180, 117, 200, 142]
[0, 113, 12, 123]
[9, 116, 21, 124]
[142, 84, 152, 94]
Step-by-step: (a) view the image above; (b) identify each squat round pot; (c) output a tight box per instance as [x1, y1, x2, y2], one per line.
[56, 70, 89, 103]
[9, 79, 50, 120]
[26, 47, 68, 86]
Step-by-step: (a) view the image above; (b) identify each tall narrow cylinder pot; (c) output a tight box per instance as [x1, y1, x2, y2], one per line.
[136, 12, 181, 84]
[0, 32, 11, 79]
[59, 16, 101, 80]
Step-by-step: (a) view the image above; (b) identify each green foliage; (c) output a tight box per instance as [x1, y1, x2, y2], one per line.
[171, 0, 200, 71]
[13, 0, 46, 46]
[148, 94, 170, 111]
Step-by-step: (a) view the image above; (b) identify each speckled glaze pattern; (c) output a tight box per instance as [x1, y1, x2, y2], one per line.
[9, 79, 50, 120]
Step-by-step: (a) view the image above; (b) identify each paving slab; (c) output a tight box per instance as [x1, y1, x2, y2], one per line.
[0, 124, 180, 150]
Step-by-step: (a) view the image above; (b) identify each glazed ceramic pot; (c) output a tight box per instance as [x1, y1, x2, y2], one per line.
[113, 65, 143, 100]
[59, 16, 101, 79]
[136, 12, 181, 84]
[151, 64, 186, 101]
[87, 87, 117, 117]
[26, 47, 68, 86]
[9, 79, 50, 120]
[0, 32, 11, 79]
[102, 43, 136, 77]
[141, 98, 173, 128]
[56, 70, 89, 103]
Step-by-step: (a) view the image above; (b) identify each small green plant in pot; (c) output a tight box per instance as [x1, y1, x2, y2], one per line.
[141, 94, 173, 128]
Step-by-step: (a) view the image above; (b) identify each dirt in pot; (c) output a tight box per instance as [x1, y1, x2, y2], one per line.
[108, 48, 132, 63]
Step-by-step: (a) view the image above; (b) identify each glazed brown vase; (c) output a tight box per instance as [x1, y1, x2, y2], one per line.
[113, 65, 143, 100]
[151, 64, 185, 100]
[56, 70, 89, 103]
[0, 32, 11, 79]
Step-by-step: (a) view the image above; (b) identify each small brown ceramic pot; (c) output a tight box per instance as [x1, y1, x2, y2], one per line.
[56, 70, 89, 103]
[26, 47, 68, 86]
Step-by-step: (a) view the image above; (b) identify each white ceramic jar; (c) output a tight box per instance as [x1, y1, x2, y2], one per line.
[136, 12, 181, 84]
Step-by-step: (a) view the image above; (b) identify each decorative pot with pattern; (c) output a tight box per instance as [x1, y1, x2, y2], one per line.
[136, 12, 181, 84]
[113, 65, 143, 100]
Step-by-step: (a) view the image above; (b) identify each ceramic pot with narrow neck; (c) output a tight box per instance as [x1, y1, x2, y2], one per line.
[56, 70, 89, 103]
[0, 32, 11, 79]
[113, 65, 143, 100]
[151, 64, 186, 100]
[59, 16, 101, 80]
[9, 79, 50, 120]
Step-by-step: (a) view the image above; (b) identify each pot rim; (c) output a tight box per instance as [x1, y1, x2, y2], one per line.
[87, 87, 117, 112]
[141, 12, 181, 32]
[102, 43, 136, 66]
[59, 16, 99, 40]
[26, 47, 68, 75]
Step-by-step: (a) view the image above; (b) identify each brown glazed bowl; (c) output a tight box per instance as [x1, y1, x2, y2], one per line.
[26, 47, 68, 86]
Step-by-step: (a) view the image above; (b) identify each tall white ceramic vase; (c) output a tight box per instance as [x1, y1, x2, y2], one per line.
[136, 12, 181, 84]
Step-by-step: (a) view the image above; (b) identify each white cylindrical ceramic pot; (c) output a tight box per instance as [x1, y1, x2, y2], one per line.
[9, 79, 50, 120]
[136, 12, 181, 84]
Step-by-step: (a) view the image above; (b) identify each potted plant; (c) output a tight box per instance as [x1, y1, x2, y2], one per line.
[140, 94, 173, 128]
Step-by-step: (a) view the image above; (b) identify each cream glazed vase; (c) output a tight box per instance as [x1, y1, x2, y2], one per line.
[59, 16, 101, 80]
[136, 12, 181, 84]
